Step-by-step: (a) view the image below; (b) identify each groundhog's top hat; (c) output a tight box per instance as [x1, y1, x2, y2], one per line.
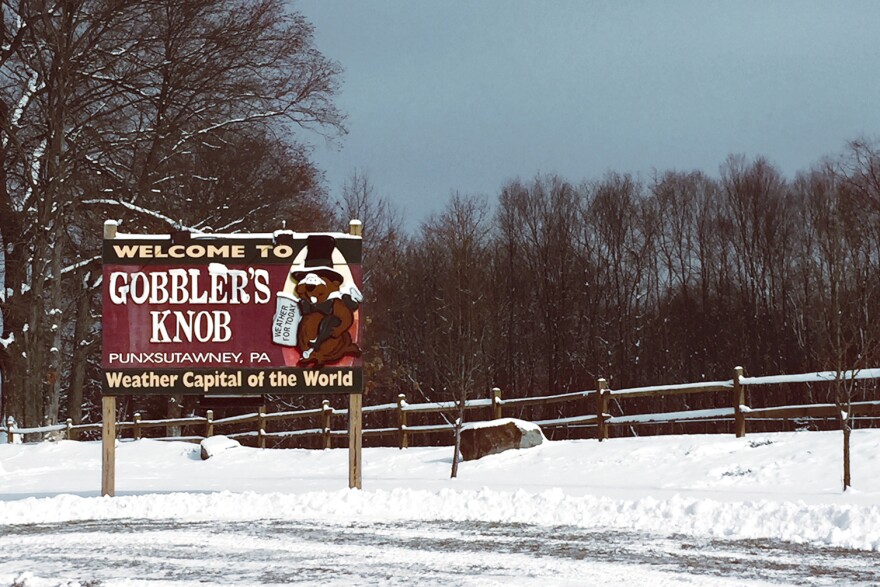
[291, 234, 343, 282]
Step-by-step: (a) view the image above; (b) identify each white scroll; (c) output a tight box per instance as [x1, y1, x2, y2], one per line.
[272, 292, 301, 347]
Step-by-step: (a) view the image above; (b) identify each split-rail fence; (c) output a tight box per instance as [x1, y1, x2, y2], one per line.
[4, 366, 880, 447]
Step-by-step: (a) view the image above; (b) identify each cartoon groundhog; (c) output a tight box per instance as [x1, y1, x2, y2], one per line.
[290, 235, 362, 368]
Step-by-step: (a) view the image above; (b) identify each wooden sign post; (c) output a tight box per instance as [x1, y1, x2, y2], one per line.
[348, 219, 363, 489]
[102, 220, 118, 497]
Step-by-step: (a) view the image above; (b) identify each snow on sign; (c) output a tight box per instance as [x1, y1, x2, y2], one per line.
[101, 230, 363, 396]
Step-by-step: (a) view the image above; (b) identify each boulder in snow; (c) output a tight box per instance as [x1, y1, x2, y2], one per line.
[200, 435, 240, 460]
[459, 418, 545, 461]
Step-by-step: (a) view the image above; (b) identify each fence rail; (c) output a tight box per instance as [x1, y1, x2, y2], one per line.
[4, 365, 880, 446]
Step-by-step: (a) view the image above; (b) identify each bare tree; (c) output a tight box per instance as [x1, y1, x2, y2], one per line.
[840, 138, 880, 216]
[0, 0, 343, 431]
[494, 176, 584, 409]
[338, 169, 403, 286]
[719, 155, 796, 373]
[397, 194, 492, 476]
[794, 162, 879, 489]
[336, 169, 406, 407]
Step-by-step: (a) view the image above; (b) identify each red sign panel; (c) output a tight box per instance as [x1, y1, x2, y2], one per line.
[102, 232, 363, 395]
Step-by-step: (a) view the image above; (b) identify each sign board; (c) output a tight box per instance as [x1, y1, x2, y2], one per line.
[102, 231, 363, 395]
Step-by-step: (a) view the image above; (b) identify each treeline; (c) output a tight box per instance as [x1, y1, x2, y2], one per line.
[362, 145, 880, 427]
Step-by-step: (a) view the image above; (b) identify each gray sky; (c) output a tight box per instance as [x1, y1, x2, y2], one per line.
[297, 0, 880, 227]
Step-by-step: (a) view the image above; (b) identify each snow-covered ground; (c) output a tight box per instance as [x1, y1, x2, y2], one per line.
[2, 429, 880, 585]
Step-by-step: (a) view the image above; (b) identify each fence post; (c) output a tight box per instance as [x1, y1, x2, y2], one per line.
[133, 413, 141, 440]
[397, 393, 408, 449]
[733, 366, 746, 438]
[5, 417, 13, 444]
[65, 418, 73, 440]
[322, 400, 332, 449]
[258, 406, 266, 449]
[596, 378, 609, 441]
[205, 410, 214, 439]
[492, 387, 502, 420]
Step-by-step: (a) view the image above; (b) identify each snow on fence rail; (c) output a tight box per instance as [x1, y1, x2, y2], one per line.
[739, 368, 880, 386]
[4, 366, 880, 446]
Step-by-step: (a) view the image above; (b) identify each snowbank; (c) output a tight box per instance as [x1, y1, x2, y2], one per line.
[2, 487, 879, 551]
[2, 429, 879, 551]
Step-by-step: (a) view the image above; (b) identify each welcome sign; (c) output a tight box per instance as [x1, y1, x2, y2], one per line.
[102, 231, 363, 395]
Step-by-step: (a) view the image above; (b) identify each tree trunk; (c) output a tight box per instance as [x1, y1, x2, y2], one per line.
[23, 235, 58, 440]
[450, 391, 466, 479]
[67, 275, 94, 438]
[167, 394, 183, 437]
[450, 416, 461, 479]
[44, 241, 64, 431]
[843, 419, 851, 491]
[24, 267, 44, 441]
[0, 241, 27, 428]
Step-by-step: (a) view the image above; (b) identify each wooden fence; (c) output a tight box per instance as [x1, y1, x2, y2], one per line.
[4, 366, 880, 446]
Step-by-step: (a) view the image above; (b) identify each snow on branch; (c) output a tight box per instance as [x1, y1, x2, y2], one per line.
[160, 110, 284, 164]
[82, 199, 200, 233]
[210, 204, 273, 233]
[84, 154, 125, 183]
[0, 332, 14, 349]
[60, 255, 101, 276]
[9, 68, 43, 131]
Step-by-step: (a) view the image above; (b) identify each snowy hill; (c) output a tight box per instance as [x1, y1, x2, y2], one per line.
[2, 429, 879, 555]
